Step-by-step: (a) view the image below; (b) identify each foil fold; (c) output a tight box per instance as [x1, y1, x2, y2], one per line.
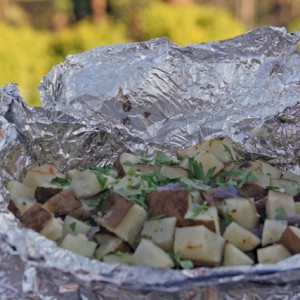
[0, 26, 299, 299]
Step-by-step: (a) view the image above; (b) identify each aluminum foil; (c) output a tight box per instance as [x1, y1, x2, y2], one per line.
[0, 26, 300, 299]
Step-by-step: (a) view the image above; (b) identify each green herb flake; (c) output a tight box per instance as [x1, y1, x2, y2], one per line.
[169, 252, 194, 270]
[224, 208, 232, 226]
[114, 251, 125, 257]
[50, 177, 69, 187]
[192, 203, 210, 217]
[69, 222, 77, 232]
[179, 178, 211, 191]
[275, 206, 287, 218]
[154, 152, 177, 167]
[150, 214, 166, 221]
[133, 234, 152, 246]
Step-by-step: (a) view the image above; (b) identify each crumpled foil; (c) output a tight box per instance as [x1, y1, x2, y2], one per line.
[0, 26, 300, 299]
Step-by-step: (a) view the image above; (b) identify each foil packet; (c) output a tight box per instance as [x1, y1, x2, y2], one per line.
[0, 26, 300, 299]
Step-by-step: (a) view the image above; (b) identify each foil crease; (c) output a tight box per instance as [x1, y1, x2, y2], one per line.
[0, 26, 299, 299]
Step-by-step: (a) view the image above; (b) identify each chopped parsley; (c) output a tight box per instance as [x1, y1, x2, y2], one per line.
[223, 143, 235, 161]
[51, 177, 69, 187]
[169, 252, 194, 269]
[275, 206, 287, 218]
[192, 203, 210, 217]
[224, 208, 232, 226]
[133, 234, 152, 246]
[69, 222, 77, 232]
[154, 151, 177, 167]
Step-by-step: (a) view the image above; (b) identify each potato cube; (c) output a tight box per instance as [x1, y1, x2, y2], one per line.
[114, 152, 140, 177]
[257, 244, 291, 264]
[63, 215, 91, 237]
[265, 190, 295, 219]
[40, 217, 63, 241]
[223, 242, 254, 266]
[7, 180, 35, 200]
[60, 233, 97, 258]
[279, 226, 300, 254]
[174, 225, 224, 266]
[23, 164, 64, 189]
[261, 219, 287, 246]
[94, 234, 123, 260]
[132, 239, 174, 268]
[223, 222, 260, 252]
[140, 217, 176, 252]
[11, 197, 36, 215]
[160, 165, 188, 179]
[218, 197, 258, 229]
[68, 169, 112, 198]
[270, 178, 299, 197]
[102, 253, 133, 264]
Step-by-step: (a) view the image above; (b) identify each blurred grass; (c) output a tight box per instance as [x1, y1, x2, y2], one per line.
[0, 2, 249, 106]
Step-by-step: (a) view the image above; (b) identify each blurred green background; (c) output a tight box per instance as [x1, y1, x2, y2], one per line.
[0, 0, 299, 106]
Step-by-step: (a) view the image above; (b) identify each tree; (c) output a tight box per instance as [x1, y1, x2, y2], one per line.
[91, 0, 107, 22]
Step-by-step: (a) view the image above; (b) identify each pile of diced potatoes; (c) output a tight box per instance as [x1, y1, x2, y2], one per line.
[7, 137, 300, 268]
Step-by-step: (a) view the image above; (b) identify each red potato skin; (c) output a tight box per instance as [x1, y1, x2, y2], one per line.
[240, 183, 268, 202]
[7, 200, 21, 219]
[279, 227, 300, 254]
[99, 192, 133, 228]
[20, 203, 52, 232]
[43, 190, 82, 217]
[35, 186, 63, 204]
[146, 190, 189, 226]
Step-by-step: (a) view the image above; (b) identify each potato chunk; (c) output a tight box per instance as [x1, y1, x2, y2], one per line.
[60, 233, 97, 258]
[94, 234, 124, 260]
[218, 197, 258, 229]
[69, 169, 112, 198]
[279, 226, 300, 254]
[7, 180, 35, 200]
[174, 225, 224, 266]
[160, 165, 188, 179]
[223, 242, 254, 266]
[11, 197, 36, 215]
[223, 222, 260, 252]
[140, 217, 176, 252]
[23, 164, 64, 189]
[63, 215, 91, 237]
[147, 190, 189, 226]
[42, 190, 82, 217]
[265, 190, 295, 219]
[257, 244, 291, 264]
[98, 193, 147, 242]
[40, 217, 63, 241]
[132, 239, 174, 268]
[261, 219, 287, 246]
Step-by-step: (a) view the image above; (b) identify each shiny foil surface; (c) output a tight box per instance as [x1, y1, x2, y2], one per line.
[0, 26, 300, 299]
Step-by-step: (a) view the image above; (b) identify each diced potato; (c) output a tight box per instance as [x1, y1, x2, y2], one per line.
[223, 222, 260, 252]
[63, 215, 91, 237]
[94, 234, 123, 260]
[100, 203, 147, 243]
[282, 171, 300, 184]
[114, 152, 140, 177]
[257, 244, 291, 264]
[218, 197, 258, 229]
[68, 169, 111, 198]
[12, 197, 36, 215]
[233, 160, 281, 188]
[265, 190, 295, 219]
[222, 242, 254, 266]
[23, 164, 64, 189]
[35, 186, 63, 204]
[160, 165, 188, 179]
[40, 217, 63, 241]
[180, 151, 224, 177]
[20, 203, 53, 232]
[185, 206, 220, 235]
[132, 239, 174, 268]
[279, 226, 300, 254]
[270, 178, 299, 197]
[102, 253, 133, 265]
[113, 175, 148, 196]
[177, 137, 236, 163]
[7, 180, 35, 200]
[43, 190, 82, 217]
[132, 164, 160, 174]
[174, 225, 224, 266]
[261, 219, 287, 246]
[140, 217, 176, 252]
[60, 233, 97, 258]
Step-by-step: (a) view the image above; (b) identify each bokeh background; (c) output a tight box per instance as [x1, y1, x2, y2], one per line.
[0, 0, 299, 106]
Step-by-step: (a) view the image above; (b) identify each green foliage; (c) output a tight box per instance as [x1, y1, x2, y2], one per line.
[49, 19, 130, 64]
[0, 23, 51, 106]
[137, 1, 246, 44]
